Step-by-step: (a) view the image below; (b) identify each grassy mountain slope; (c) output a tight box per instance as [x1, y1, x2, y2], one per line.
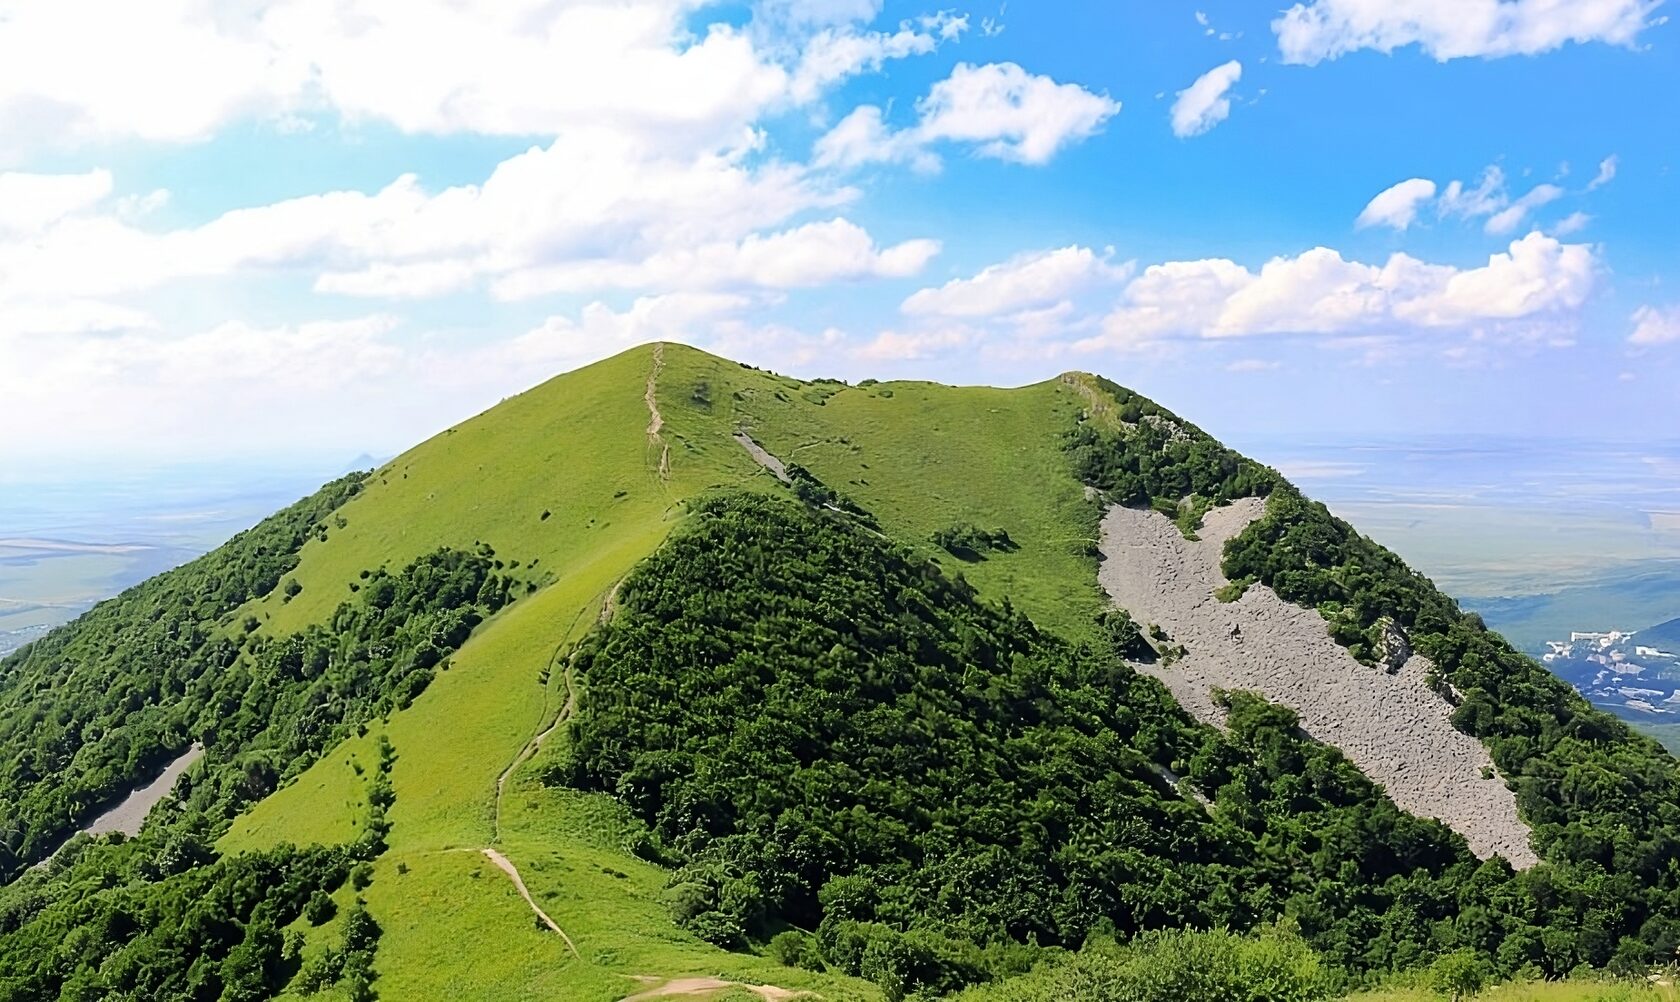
[3, 343, 1678, 1001]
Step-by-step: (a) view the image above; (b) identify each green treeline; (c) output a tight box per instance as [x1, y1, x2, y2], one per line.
[0, 658, 408, 1000]
[1066, 380, 1680, 977]
[552, 493, 1651, 1000]
[1222, 486, 1680, 975]
[0, 473, 521, 883]
[0, 473, 365, 872]
[0, 824, 357, 1001]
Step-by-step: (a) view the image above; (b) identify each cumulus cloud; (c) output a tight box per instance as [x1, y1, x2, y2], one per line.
[0, 314, 410, 459]
[1081, 233, 1598, 350]
[488, 218, 941, 299]
[1273, 0, 1662, 64]
[1355, 178, 1437, 230]
[901, 246, 1130, 318]
[0, 0, 973, 156]
[0, 129, 945, 326]
[853, 326, 976, 361]
[0, 169, 113, 233]
[1170, 61, 1243, 138]
[789, 14, 967, 102]
[505, 293, 753, 371]
[1630, 304, 1680, 347]
[815, 62, 1120, 169]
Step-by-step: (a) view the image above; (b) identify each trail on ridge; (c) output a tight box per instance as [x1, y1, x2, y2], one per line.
[646, 343, 670, 480]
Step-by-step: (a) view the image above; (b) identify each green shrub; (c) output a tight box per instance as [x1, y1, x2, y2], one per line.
[304, 889, 338, 926]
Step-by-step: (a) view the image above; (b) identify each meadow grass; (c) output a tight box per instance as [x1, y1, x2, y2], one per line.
[1345, 980, 1670, 1001]
[223, 345, 876, 999]
[656, 350, 1105, 641]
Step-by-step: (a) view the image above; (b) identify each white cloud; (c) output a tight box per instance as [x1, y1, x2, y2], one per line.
[816, 62, 1120, 169]
[1226, 358, 1282, 372]
[0, 129, 940, 319]
[789, 14, 967, 102]
[1436, 166, 1566, 234]
[901, 246, 1130, 318]
[1588, 154, 1619, 190]
[0, 169, 113, 233]
[1355, 178, 1438, 230]
[1082, 233, 1598, 350]
[1440, 166, 1508, 218]
[0, 314, 408, 458]
[1274, 0, 1662, 64]
[1551, 211, 1592, 236]
[1484, 183, 1563, 235]
[0, 0, 962, 155]
[489, 218, 940, 299]
[853, 326, 976, 361]
[814, 106, 939, 171]
[505, 293, 752, 371]
[1170, 60, 1243, 138]
[1630, 304, 1680, 346]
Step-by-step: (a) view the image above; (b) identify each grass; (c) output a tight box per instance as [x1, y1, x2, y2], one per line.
[657, 351, 1106, 641]
[222, 344, 880, 1000]
[1344, 980, 1672, 1001]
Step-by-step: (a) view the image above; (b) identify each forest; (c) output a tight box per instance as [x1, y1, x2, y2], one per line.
[0, 465, 516, 879]
[553, 491, 1680, 1000]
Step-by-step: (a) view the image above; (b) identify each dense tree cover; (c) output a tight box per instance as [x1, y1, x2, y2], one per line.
[0, 722, 398, 1000]
[951, 926, 1335, 1002]
[1222, 485, 1680, 975]
[0, 474, 365, 872]
[553, 493, 1644, 999]
[0, 470, 517, 882]
[1064, 380, 1680, 976]
[0, 826, 353, 1001]
[1066, 376, 1278, 510]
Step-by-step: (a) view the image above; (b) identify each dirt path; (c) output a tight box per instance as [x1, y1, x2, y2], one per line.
[621, 976, 814, 1002]
[482, 848, 581, 957]
[647, 343, 670, 480]
[1098, 498, 1537, 867]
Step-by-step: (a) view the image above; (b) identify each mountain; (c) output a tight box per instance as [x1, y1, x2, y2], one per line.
[1, 343, 1677, 1002]
[1644, 616, 1680, 652]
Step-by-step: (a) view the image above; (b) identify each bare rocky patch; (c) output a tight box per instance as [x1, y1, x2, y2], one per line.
[1098, 498, 1537, 868]
[733, 432, 791, 484]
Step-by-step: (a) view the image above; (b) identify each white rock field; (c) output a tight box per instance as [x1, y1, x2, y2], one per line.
[1099, 498, 1538, 868]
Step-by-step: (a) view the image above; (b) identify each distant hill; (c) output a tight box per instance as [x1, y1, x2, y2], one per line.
[1643, 615, 1680, 651]
[1, 343, 1677, 1001]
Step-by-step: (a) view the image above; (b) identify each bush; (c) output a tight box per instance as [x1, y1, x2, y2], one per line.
[957, 928, 1334, 1002]
[304, 889, 338, 926]
[1429, 948, 1488, 1000]
[768, 929, 824, 970]
[931, 522, 1016, 560]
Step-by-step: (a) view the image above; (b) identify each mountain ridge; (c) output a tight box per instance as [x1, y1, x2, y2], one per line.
[2, 342, 1677, 1001]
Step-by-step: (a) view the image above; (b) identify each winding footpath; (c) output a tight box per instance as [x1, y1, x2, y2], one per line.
[481, 847, 580, 957]
[647, 343, 670, 480]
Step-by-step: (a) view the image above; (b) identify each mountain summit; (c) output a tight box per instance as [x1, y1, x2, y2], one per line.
[1, 343, 1676, 1001]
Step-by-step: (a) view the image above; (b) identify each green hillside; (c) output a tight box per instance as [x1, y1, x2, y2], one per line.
[2, 343, 1677, 1002]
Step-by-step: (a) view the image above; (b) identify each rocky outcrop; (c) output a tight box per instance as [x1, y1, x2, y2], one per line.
[1374, 616, 1412, 674]
[1098, 498, 1538, 868]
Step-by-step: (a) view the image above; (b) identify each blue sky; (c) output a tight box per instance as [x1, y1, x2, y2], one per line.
[2, 0, 1677, 472]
